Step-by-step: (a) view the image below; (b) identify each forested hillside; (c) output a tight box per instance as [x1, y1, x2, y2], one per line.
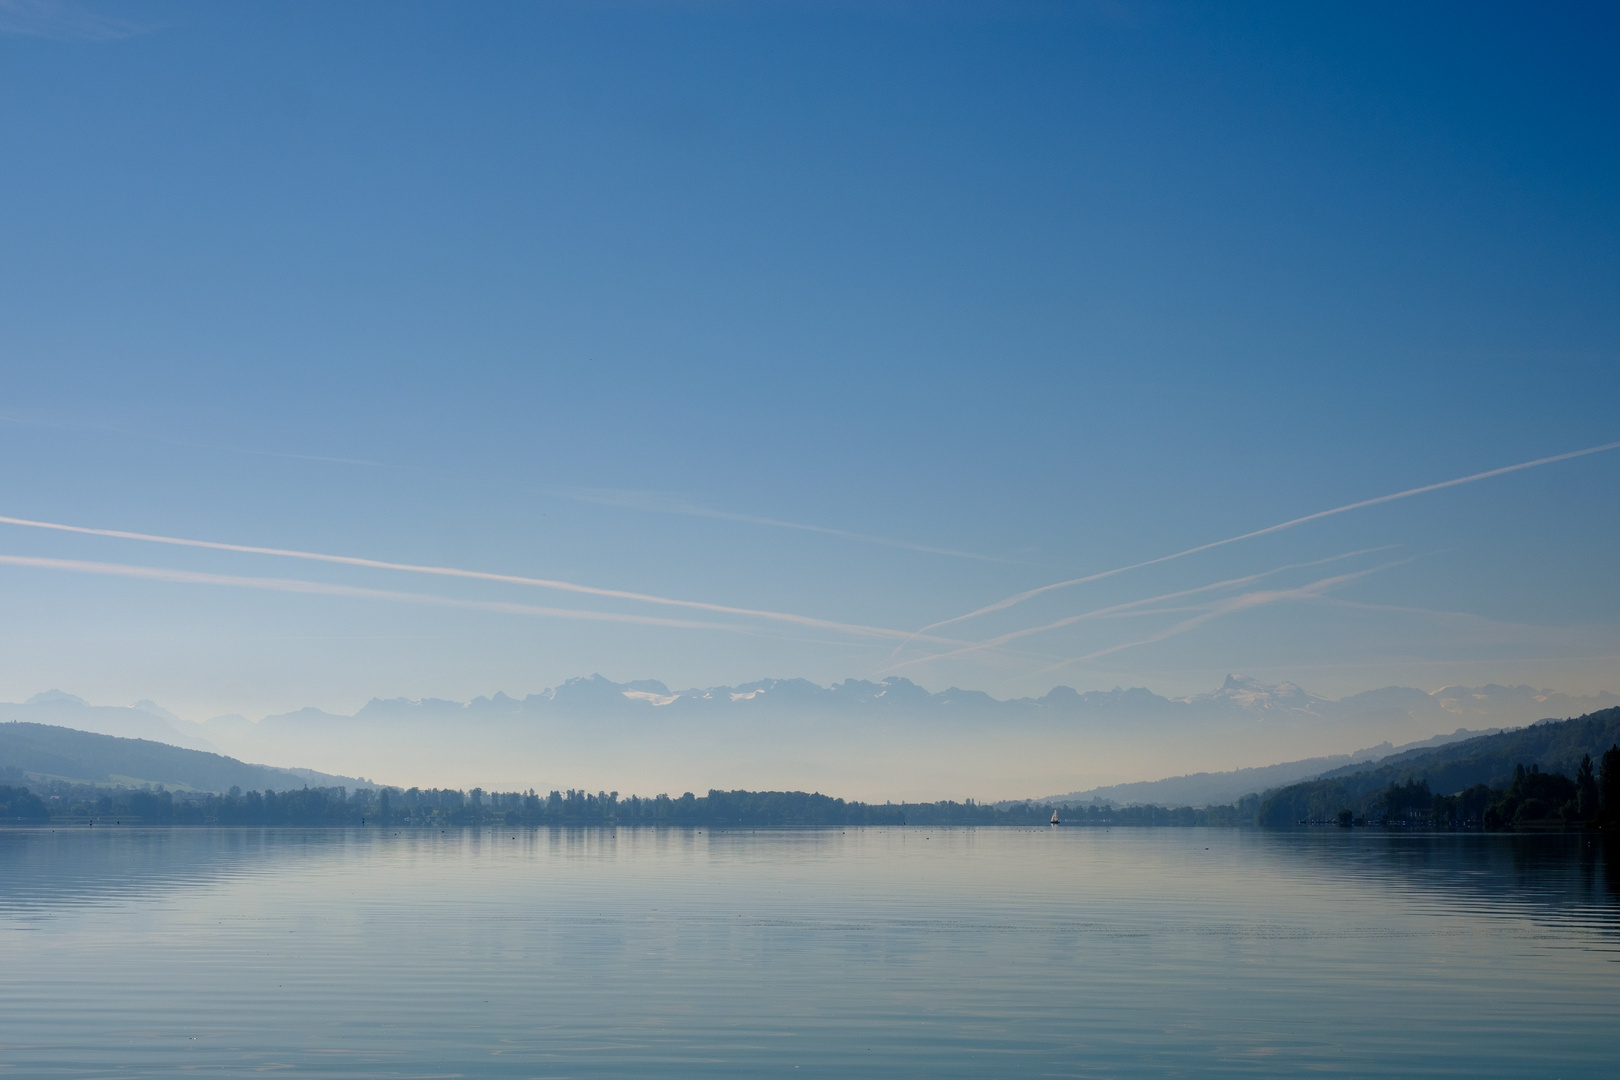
[1258, 707, 1620, 825]
[0, 723, 366, 795]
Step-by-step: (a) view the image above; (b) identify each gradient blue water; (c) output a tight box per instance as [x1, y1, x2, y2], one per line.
[2, 827, 1616, 1078]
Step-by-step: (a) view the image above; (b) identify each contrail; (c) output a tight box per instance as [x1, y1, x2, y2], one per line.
[0, 515, 957, 645]
[557, 488, 1028, 565]
[1027, 563, 1396, 677]
[902, 439, 1620, 643]
[0, 555, 751, 631]
[1, 411, 1019, 564]
[882, 548, 1392, 673]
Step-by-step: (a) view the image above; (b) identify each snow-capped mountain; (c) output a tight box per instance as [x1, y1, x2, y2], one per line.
[8, 676, 1615, 803]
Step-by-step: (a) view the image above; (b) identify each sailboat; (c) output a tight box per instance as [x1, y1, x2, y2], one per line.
[1050, 810, 1061, 826]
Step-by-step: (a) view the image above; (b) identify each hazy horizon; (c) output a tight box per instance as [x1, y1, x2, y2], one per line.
[14, 668, 1619, 728]
[3, 1, 1617, 797]
[6, 8, 1619, 1074]
[9, 669, 1616, 802]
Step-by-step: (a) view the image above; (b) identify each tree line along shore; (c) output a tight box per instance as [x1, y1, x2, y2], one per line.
[3, 706, 1618, 831]
[0, 783, 1254, 829]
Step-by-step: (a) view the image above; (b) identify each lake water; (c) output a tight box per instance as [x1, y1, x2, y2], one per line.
[2, 826, 1617, 1078]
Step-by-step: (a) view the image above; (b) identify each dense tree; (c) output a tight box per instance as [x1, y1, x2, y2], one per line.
[1482, 765, 1578, 829]
[1381, 778, 1432, 822]
[1430, 784, 1496, 828]
[1575, 754, 1599, 821]
[7, 778, 1262, 829]
[1600, 744, 1620, 828]
[1260, 707, 1620, 825]
[0, 784, 50, 822]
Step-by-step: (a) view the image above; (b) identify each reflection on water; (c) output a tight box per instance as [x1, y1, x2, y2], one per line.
[2, 827, 1617, 1078]
[1249, 830, 1620, 942]
[0, 827, 336, 915]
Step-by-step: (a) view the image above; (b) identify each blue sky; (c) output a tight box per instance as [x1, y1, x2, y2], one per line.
[1, 0, 1616, 719]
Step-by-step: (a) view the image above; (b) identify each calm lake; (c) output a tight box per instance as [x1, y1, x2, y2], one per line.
[2, 826, 1617, 1078]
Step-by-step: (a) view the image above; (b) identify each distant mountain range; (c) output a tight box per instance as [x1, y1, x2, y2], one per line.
[1, 691, 225, 753]
[3, 675, 1615, 801]
[10, 708, 1619, 837]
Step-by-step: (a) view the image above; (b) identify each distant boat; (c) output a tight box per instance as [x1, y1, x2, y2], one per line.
[1050, 811, 1061, 826]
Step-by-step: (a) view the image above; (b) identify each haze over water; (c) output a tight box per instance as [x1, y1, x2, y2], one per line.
[3, 826, 1616, 1078]
[3, 4, 1618, 1077]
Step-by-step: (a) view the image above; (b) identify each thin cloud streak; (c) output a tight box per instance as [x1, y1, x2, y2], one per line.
[1029, 564, 1399, 677]
[1317, 595, 1617, 644]
[903, 439, 1620, 644]
[0, 514, 947, 644]
[1, 411, 1020, 564]
[559, 487, 1028, 564]
[883, 548, 1393, 673]
[0, 554, 750, 632]
[0, 0, 150, 40]
[884, 572, 1272, 674]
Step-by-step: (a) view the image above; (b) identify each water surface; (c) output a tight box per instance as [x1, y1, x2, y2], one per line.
[2, 826, 1616, 1078]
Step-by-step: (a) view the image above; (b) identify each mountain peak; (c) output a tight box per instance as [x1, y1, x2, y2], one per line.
[1195, 675, 1321, 711]
[133, 699, 185, 724]
[25, 689, 89, 707]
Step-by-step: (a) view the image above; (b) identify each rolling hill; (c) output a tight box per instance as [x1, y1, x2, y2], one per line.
[0, 722, 375, 794]
[1256, 706, 1620, 824]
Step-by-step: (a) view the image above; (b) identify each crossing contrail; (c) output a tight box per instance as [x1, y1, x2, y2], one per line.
[0, 514, 955, 645]
[900, 439, 1620, 645]
[1025, 563, 1396, 676]
[881, 548, 1393, 673]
